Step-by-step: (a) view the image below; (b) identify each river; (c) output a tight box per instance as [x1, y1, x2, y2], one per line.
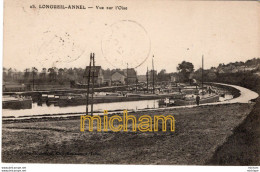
[2, 99, 160, 118]
[2, 94, 233, 119]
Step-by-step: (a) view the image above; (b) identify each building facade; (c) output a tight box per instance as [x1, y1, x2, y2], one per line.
[83, 66, 104, 85]
[111, 71, 126, 84]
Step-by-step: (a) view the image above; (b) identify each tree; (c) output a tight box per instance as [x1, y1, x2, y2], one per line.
[58, 68, 65, 84]
[207, 72, 217, 81]
[39, 68, 47, 81]
[24, 68, 30, 81]
[157, 69, 169, 82]
[3, 67, 8, 81]
[177, 61, 194, 82]
[48, 67, 57, 81]
[31, 67, 38, 90]
[67, 68, 74, 81]
[58, 68, 64, 77]
[32, 67, 38, 74]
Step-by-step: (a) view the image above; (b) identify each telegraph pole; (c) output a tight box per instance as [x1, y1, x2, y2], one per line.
[152, 55, 155, 94]
[135, 71, 138, 93]
[91, 53, 95, 116]
[86, 53, 92, 116]
[177, 69, 179, 86]
[202, 55, 204, 93]
[126, 63, 128, 91]
[32, 68, 35, 91]
[146, 66, 149, 93]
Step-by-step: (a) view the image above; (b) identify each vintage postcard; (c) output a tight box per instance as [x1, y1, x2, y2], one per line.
[1, 0, 260, 167]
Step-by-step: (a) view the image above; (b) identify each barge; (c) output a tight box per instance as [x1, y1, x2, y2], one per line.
[173, 94, 220, 106]
[56, 92, 183, 107]
[2, 96, 32, 109]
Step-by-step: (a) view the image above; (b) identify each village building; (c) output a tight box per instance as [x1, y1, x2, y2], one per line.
[111, 71, 126, 85]
[83, 66, 104, 85]
[103, 70, 112, 86]
[123, 68, 137, 84]
[137, 75, 147, 83]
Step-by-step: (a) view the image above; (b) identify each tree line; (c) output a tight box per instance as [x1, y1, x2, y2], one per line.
[3, 57, 260, 86]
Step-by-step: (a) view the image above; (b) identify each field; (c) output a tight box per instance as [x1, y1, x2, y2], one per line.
[207, 98, 260, 165]
[2, 103, 256, 165]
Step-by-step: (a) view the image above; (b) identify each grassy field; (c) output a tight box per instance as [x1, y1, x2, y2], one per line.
[2, 103, 255, 165]
[207, 98, 260, 165]
[205, 74, 260, 165]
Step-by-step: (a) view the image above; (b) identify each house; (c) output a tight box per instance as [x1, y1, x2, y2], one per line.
[137, 75, 147, 83]
[111, 71, 126, 84]
[83, 66, 103, 85]
[123, 68, 137, 84]
[103, 70, 112, 86]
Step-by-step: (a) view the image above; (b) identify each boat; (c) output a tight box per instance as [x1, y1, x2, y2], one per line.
[173, 93, 220, 106]
[41, 94, 48, 101]
[55, 92, 182, 107]
[2, 96, 32, 109]
[160, 55, 220, 107]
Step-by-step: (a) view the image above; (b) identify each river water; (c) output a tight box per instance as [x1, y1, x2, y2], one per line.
[2, 94, 233, 119]
[2, 99, 160, 118]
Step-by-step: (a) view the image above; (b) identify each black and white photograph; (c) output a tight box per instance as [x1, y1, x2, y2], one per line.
[1, 0, 259, 171]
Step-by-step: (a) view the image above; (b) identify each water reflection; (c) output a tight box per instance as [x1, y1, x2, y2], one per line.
[2, 99, 160, 118]
[2, 94, 233, 118]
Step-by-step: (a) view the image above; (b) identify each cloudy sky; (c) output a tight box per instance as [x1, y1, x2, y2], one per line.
[4, 0, 260, 74]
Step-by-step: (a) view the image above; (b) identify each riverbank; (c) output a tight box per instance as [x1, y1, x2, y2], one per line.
[2, 102, 255, 164]
[206, 94, 260, 165]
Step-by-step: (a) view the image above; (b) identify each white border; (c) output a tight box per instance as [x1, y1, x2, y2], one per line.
[0, 0, 258, 172]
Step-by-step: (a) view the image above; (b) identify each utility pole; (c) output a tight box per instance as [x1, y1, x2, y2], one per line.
[202, 55, 204, 93]
[135, 71, 138, 93]
[86, 53, 92, 116]
[91, 53, 95, 116]
[32, 68, 35, 91]
[146, 66, 149, 93]
[152, 55, 155, 94]
[177, 69, 179, 87]
[126, 63, 128, 91]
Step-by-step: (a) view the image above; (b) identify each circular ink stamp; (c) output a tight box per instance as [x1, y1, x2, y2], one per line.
[101, 20, 151, 69]
[36, 31, 85, 67]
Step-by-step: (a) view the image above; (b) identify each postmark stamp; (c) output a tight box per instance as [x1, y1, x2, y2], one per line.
[101, 20, 151, 69]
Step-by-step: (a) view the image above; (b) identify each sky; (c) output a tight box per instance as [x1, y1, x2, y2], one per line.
[3, 0, 260, 75]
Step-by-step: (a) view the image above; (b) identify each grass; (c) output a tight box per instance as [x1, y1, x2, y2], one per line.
[206, 97, 260, 165]
[2, 103, 254, 164]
